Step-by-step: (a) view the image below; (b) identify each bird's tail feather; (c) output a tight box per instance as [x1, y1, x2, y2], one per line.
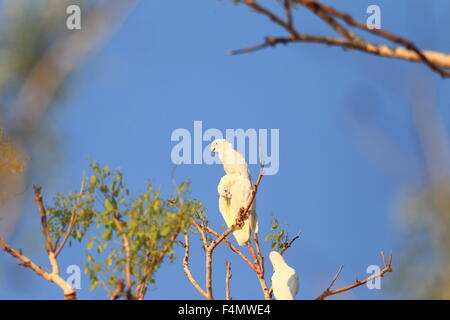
[250, 209, 259, 234]
[233, 223, 251, 246]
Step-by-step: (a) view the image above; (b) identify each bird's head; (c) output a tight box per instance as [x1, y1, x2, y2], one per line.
[269, 251, 285, 268]
[210, 139, 231, 154]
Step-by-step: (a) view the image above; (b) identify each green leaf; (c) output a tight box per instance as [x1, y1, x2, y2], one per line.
[89, 282, 98, 291]
[265, 234, 273, 241]
[160, 226, 171, 237]
[104, 199, 115, 212]
[102, 229, 112, 241]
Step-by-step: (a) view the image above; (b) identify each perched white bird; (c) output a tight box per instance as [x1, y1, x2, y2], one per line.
[269, 251, 299, 300]
[211, 139, 252, 181]
[217, 173, 258, 246]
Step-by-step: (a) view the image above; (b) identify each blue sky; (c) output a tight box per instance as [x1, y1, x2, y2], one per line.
[1, 0, 450, 299]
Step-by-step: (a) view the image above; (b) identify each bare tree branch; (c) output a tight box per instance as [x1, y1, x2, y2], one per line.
[193, 219, 209, 249]
[33, 185, 54, 254]
[0, 187, 76, 299]
[203, 225, 256, 271]
[253, 233, 264, 271]
[301, 0, 450, 77]
[230, 0, 450, 77]
[181, 233, 209, 299]
[111, 213, 132, 300]
[172, 168, 267, 300]
[315, 251, 393, 300]
[0, 237, 76, 299]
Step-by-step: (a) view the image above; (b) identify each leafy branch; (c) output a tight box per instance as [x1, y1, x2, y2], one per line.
[0, 160, 198, 300]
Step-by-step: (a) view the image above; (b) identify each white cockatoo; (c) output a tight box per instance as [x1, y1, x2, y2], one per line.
[211, 139, 252, 181]
[217, 173, 258, 246]
[269, 251, 299, 300]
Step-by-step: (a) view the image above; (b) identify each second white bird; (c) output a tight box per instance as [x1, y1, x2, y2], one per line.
[269, 251, 299, 300]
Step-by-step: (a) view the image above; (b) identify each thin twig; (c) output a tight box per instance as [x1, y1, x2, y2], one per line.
[248, 235, 271, 300]
[182, 233, 209, 299]
[280, 231, 302, 255]
[225, 261, 232, 300]
[284, 0, 293, 27]
[315, 251, 393, 300]
[192, 219, 209, 249]
[245, 0, 299, 38]
[253, 233, 264, 273]
[54, 171, 86, 258]
[33, 186, 53, 254]
[202, 224, 257, 272]
[303, 1, 362, 43]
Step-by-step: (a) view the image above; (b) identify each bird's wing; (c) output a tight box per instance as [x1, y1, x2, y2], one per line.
[287, 270, 299, 298]
[218, 196, 233, 228]
[222, 146, 251, 178]
[218, 175, 235, 228]
[271, 271, 295, 300]
[229, 176, 253, 245]
[218, 174, 232, 196]
[230, 175, 258, 235]
[249, 197, 258, 234]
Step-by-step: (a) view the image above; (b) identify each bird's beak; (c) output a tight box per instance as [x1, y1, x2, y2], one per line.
[211, 146, 216, 153]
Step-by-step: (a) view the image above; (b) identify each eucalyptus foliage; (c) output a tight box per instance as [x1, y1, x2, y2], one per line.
[46, 160, 203, 299]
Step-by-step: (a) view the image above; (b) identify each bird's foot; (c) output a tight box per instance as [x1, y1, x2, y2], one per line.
[220, 189, 232, 199]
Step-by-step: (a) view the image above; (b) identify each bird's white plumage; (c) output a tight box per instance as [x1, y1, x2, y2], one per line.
[269, 251, 299, 300]
[211, 139, 252, 181]
[213, 139, 258, 245]
[217, 173, 258, 246]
